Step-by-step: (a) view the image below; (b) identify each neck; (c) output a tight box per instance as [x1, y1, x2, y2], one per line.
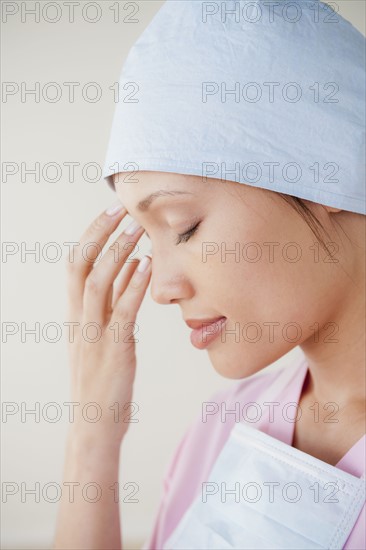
[300, 276, 365, 409]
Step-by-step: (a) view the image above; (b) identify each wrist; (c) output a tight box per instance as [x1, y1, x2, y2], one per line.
[65, 427, 124, 459]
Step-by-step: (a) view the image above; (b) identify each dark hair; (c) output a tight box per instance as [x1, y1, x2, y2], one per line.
[278, 194, 335, 257]
[227, 182, 339, 257]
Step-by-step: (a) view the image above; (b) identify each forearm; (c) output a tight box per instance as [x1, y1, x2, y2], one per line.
[53, 430, 124, 550]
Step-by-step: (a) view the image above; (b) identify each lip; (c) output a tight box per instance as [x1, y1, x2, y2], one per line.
[184, 316, 226, 330]
[185, 317, 228, 350]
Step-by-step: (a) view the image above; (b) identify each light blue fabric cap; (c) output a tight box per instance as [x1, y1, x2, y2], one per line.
[103, 0, 366, 215]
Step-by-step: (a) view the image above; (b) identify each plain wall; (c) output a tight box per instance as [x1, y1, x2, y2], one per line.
[2, 1, 365, 548]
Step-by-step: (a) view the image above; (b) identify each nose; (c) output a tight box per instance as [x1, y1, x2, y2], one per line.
[149, 255, 193, 305]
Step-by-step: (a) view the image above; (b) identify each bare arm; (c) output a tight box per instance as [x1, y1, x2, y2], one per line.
[53, 202, 151, 548]
[53, 433, 122, 549]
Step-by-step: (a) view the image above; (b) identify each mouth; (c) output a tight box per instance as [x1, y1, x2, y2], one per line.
[184, 316, 227, 330]
[185, 317, 228, 350]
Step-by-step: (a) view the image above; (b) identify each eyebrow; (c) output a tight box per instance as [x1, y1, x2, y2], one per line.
[137, 190, 194, 212]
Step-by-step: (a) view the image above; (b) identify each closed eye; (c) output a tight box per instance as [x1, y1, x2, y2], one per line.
[176, 221, 201, 245]
[144, 221, 201, 244]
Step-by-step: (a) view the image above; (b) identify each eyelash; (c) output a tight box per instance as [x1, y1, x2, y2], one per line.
[175, 221, 201, 245]
[145, 221, 201, 244]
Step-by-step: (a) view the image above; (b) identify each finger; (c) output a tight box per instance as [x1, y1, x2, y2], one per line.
[82, 224, 145, 325]
[65, 204, 128, 318]
[112, 259, 140, 310]
[110, 254, 152, 333]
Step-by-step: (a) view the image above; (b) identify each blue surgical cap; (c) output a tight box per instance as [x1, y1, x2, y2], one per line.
[103, 0, 366, 215]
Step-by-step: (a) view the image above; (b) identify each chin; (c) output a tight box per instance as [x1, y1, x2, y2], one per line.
[208, 344, 292, 380]
[208, 347, 261, 380]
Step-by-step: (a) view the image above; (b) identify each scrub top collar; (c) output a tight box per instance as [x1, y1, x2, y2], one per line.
[254, 357, 366, 478]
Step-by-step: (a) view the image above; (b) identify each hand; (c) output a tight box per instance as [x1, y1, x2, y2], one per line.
[64, 203, 151, 449]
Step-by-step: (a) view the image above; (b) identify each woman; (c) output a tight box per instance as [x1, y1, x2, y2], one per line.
[54, 0, 365, 548]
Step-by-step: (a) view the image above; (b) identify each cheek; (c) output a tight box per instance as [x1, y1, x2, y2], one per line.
[200, 216, 321, 322]
[189, 204, 333, 327]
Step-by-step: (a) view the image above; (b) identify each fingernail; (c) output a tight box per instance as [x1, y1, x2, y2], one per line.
[137, 255, 151, 273]
[124, 219, 142, 235]
[105, 201, 125, 216]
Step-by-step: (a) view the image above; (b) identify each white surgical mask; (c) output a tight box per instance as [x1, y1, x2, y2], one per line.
[163, 420, 365, 549]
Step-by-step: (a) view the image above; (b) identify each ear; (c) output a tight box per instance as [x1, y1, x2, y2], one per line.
[323, 205, 342, 213]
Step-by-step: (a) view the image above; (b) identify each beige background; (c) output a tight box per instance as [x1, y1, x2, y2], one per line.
[2, 1, 365, 548]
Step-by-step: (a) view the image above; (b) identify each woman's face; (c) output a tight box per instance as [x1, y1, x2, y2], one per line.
[112, 170, 350, 379]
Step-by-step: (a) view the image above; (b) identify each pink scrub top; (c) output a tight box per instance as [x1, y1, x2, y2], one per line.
[142, 357, 366, 550]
